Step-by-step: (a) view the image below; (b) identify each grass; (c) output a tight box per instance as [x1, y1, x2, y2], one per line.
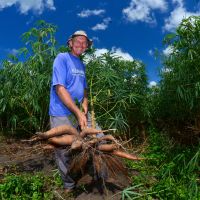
[0, 172, 63, 200]
[123, 128, 200, 199]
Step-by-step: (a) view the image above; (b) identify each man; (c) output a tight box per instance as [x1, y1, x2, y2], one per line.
[49, 30, 101, 193]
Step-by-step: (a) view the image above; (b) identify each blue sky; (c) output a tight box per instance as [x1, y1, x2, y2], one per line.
[0, 0, 199, 85]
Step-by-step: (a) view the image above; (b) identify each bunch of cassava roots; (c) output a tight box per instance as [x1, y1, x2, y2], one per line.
[26, 125, 143, 181]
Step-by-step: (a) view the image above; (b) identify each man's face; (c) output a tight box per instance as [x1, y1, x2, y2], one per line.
[69, 35, 88, 57]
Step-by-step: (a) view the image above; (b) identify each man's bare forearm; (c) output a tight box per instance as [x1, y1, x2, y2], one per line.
[56, 85, 81, 117]
[56, 85, 87, 128]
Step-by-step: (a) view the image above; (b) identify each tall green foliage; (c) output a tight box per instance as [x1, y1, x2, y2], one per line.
[85, 52, 148, 135]
[0, 20, 58, 132]
[155, 16, 200, 135]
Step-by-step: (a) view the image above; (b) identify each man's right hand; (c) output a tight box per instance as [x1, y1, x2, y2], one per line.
[76, 111, 87, 130]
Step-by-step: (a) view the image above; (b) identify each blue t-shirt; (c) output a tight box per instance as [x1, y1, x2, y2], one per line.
[49, 52, 87, 116]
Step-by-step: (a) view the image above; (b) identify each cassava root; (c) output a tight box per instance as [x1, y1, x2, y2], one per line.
[24, 125, 143, 161]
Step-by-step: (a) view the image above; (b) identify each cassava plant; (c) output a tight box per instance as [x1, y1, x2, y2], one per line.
[154, 16, 200, 142]
[0, 20, 59, 133]
[85, 52, 148, 137]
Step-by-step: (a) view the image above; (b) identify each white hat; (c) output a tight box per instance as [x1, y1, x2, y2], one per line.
[67, 30, 93, 48]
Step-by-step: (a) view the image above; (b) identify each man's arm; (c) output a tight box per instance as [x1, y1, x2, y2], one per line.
[56, 85, 87, 129]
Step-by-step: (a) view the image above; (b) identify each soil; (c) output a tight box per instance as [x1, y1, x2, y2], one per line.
[0, 134, 138, 200]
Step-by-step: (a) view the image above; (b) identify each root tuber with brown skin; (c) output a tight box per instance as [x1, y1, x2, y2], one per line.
[37, 125, 79, 139]
[97, 143, 119, 152]
[110, 150, 144, 161]
[23, 124, 144, 162]
[80, 128, 115, 138]
[48, 135, 76, 146]
[48, 135, 84, 150]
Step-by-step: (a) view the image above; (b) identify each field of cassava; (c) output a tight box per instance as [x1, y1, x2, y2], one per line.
[0, 17, 199, 199]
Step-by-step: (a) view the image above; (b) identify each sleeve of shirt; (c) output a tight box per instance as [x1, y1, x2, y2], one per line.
[52, 53, 68, 87]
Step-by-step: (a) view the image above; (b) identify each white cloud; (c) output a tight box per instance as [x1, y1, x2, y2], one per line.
[122, 0, 167, 24]
[91, 17, 111, 31]
[77, 9, 105, 18]
[0, 0, 55, 14]
[111, 47, 134, 61]
[92, 23, 107, 31]
[3, 48, 19, 55]
[163, 45, 173, 56]
[84, 47, 134, 63]
[148, 81, 157, 87]
[94, 47, 134, 61]
[163, 0, 200, 32]
[94, 48, 108, 56]
[9, 48, 19, 55]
